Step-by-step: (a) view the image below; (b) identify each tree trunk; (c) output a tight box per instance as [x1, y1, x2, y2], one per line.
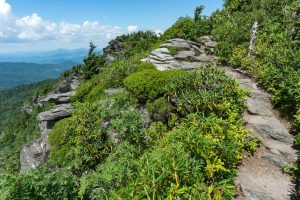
[248, 21, 258, 57]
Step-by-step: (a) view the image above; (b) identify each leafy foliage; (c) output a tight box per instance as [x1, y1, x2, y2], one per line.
[113, 114, 252, 199]
[82, 54, 105, 80]
[163, 16, 212, 41]
[49, 92, 145, 170]
[124, 69, 185, 103]
[146, 97, 175, 124]
[165, 66, 247, 119]
[105, 31, 160, 59]
[0, 163, 79, 200]
[135, 61, 156, 72]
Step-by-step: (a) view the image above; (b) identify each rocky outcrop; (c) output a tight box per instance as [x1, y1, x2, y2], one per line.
[142, 37, 217, 71]
[103, 40, 123, 63]
[20, 74, 81, 173]
[224, 67, 297, 200]
[40, 74, 80, 104]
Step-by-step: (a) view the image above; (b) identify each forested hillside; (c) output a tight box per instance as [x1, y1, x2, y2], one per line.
[0, 62, 72, 89]
[0, 0, 299, 199]
[0, 79, 57, 173]
[0, 80, 57, 130]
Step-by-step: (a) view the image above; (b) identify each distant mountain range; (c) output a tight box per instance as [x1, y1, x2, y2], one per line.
[0, 48, 103, 89]
[0, 62, 69, 89]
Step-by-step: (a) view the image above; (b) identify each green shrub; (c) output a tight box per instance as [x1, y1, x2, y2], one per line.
[49, 93, 145, 169]
[1, 165, 79, 200]
[79, 142, 139, 199]
[71, 79, 95, 102]
[84, 84, 106, 102]
[82, 54, 105, 80]
[294, 110, 300, 135]
[106, 31, 159, 59]
[135, 62, 156, 72]
[165, 66, 248, 119]
[272, 70, 300, 117]
[114, 114, 254, 199]
[163, 16, 212, 41]
[229, 45, 248, 67]
[124, 69, 185, 103]
[143, 122, 168, 146]
[101, 59, 136, 88]
[72, 59, 136, 103]
[146, 97, 175, 124]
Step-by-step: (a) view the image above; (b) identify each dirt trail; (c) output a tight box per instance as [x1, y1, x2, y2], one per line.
[223, 66, 298, 200]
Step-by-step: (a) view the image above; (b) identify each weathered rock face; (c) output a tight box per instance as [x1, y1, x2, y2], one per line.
[103, 40, 123, 63]
[38, 104, 72, 122]
[40, 74, 80, 104]
[20, 74, 80, 173]
[20, 136, 49, 172]
[142, 37, 217, 71]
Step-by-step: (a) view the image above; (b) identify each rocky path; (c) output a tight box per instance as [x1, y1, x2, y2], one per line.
[223, 67, 298, 200]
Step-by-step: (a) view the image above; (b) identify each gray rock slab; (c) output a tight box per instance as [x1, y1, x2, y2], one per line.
[104, 88, 125, 96]
[247, 115, 293, 144]
[20, 135, 49, 173]
[174, 50, 195, 60]
[37, 104, 72, 122]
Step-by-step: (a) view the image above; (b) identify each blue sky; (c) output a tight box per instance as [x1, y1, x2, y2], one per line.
[0, 0, 224, 52]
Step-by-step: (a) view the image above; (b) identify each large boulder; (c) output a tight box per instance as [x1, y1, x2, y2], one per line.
[20, 135, 49, 173]
[20, 104, 73, 173]
[37, 104, 72, 122]
[142, 37, 217, 71]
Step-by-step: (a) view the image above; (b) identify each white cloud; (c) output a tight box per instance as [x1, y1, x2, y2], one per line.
[59, 22, 80, 36]
[154, 29, 163, 36]
[16, 13, 42, 28]
[127, 25, 138, 33]
[0, 0, 11, 21]
[17, 31, 41, 40]
[0, 0, 125, 51]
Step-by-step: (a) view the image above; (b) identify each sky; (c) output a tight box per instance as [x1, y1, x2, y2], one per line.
[0, 0, 224, 53]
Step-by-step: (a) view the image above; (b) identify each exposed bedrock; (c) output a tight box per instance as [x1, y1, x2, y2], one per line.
[142, 36, 217, 71]
[20, 74, 80, 173]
